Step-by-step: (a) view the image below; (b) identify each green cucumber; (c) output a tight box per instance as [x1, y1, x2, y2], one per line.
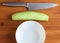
[12, 11, 49, 21]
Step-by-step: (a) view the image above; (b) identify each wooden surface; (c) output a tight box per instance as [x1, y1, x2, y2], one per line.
[0, 0, 60, 43]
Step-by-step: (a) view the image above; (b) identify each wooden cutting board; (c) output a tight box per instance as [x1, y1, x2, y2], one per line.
[0, 0, 60, 43]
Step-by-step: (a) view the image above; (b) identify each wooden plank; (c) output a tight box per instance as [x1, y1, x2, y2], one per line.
[0, 0, 60, 43]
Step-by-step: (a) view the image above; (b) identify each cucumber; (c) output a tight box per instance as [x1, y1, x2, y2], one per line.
[12, 11, 49, 21]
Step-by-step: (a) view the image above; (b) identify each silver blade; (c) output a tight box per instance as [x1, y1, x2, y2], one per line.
[27, 3, 58, 10]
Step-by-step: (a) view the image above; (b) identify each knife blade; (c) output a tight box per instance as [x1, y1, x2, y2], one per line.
[2, 2, 58, 10]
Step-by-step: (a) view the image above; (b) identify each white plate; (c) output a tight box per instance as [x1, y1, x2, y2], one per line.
[15, 21, 46, 43]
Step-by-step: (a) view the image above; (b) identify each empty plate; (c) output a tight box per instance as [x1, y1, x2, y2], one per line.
[15, 21, 46, 43]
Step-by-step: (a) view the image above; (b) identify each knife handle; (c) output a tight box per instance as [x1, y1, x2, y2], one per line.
[2, 2, 27, 7]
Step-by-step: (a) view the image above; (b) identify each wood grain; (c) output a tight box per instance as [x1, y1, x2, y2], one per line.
[0, 0, 60, 43]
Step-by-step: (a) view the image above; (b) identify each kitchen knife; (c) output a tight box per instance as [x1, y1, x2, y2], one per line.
[2, 2, 58, 10]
